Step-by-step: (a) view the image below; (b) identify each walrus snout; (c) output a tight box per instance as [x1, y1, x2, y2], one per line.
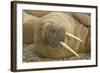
[42, 23, 65, 48]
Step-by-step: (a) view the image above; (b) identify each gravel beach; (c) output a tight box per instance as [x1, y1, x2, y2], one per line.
[23, 44, 90, 62]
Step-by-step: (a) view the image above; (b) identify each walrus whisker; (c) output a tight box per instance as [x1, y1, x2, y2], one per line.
[65, 32, 82, 42]
[60, 42, 80, 58]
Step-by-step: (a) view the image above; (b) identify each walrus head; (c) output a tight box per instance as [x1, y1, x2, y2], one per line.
[34, 13, 83, 58]
[41, 21, 82, 58]
[42, 22, 65, 48]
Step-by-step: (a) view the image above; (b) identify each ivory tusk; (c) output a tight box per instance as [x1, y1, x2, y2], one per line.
[60, 42, 80, 58]
[65, 32, 82, 42]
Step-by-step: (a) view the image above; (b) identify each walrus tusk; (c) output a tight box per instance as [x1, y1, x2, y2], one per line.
[60, 42, 80, 58]
[65, 32, 82, 42]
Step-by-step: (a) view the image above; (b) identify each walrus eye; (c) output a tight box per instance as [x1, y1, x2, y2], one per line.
[51, 30, 56, 37]
[52, 30, 55, 34]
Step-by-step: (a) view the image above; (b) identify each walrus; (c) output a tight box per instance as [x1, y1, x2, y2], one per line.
[34, 12, 90, 58]
[23, 11, 90, 59]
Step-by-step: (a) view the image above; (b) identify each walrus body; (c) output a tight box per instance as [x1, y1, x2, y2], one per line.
[34, 12, 89, 58]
